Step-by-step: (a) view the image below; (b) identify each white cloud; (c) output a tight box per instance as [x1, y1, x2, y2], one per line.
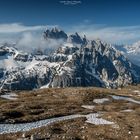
[67, 23, 140, 44]
[0, 23, 63, 55]
[0, 23, 58, 44]
[0, 22, 140, 45]
[15, 32, 65, 54]
[0, 23, 57, 33]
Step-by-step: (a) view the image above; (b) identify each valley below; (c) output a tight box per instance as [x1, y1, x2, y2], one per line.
[0, 86, 140, 140]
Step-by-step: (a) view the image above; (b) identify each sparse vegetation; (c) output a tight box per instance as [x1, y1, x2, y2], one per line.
[0, 86, 140, 139]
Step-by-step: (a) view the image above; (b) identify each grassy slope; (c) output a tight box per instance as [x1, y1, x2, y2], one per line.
[0, 86, 140, 140]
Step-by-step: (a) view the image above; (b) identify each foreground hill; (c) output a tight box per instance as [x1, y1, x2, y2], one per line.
[0, 86, 140, 140]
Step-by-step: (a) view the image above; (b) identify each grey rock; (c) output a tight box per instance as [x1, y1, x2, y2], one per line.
[44, 27, 68, 40]
[0, 30, 140, 91]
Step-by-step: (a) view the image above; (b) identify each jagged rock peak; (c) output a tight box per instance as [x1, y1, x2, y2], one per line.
[51, 27, 60, 32]
[68, 32, 83, 44]
[43, 27, 68, 40]
[68, 32, 88, 46]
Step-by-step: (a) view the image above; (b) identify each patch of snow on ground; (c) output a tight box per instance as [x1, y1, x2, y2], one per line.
[133, 90, 140, 93]
[81, 105, 95, 110]
[111, 95, 140, 104]
[93, 98, 109, 104]
[121, 109, 133, 112]
[86, 113, 114, 125]
[0, 93, 18, 100]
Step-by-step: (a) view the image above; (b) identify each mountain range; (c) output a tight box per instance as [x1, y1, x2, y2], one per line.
[0, 28, 140, 91]
[114, 41, 140, 66]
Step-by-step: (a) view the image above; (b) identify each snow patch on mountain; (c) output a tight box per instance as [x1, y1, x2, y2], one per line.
[114, 41, 140, 66]
[0, 27, 140, 91]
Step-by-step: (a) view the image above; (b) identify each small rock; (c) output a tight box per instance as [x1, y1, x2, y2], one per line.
[135, 136, 139, 139]
[37, 95, 41, 97]
[82, 136, 86, 139]
[81, 126, 85, 129]
[128, 131, 132, 135]
[31, 135, 37, 140]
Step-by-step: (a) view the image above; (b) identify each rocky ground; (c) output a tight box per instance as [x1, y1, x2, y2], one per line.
[0, 86, 140, 140]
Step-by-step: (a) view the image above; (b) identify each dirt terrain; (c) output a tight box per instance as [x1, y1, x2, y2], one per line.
[0, 86, 140, 140]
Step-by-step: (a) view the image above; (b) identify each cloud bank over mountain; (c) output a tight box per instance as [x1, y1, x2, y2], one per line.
[67, 22, 140, 44]
[1, 23, 140, 45]
[16, 32, 65, 54]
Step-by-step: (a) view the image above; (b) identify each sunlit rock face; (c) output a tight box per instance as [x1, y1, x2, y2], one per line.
[0, 29, 140, 91]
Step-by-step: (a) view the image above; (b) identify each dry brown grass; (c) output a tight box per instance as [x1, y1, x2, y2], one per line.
[0, 86, 140, 140]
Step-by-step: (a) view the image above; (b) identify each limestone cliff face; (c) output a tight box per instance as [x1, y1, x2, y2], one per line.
[48, 39, 139, 88]
[0, 28, 140, 91]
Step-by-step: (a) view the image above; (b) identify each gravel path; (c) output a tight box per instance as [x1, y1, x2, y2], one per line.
[0, 114, 83, 134]
[0, 113, 115, 134]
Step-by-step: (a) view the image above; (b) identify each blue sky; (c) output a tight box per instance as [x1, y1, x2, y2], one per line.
[0, 0, 140, 44]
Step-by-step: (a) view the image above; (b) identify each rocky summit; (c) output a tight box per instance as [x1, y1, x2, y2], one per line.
[0, 28, 140, 91]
